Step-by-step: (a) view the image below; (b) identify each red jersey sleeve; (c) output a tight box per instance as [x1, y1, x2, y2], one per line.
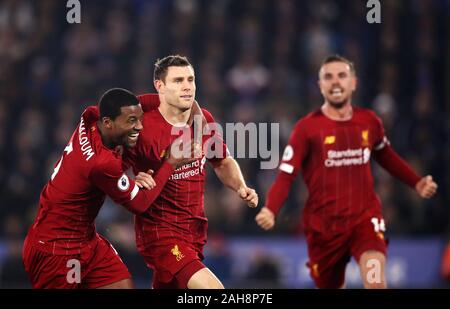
[90, 159, 174, 214]
[278, 119, 309, 177]
[266, 119, 309, 216]
[137, 93, 160, 112]
[370, 113, 421, 188]
[89, 159, 139, 207]
[83, 106, 100, 123]
[371, 111, 390, 152]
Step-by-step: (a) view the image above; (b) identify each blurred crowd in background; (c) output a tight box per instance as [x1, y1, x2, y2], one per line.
[0, 0, 449, 288]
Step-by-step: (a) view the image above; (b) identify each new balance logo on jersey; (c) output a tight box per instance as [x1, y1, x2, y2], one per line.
[324, 148, 371, 167]
[171, 245, 185, 262]
[324, 135, 336, 145]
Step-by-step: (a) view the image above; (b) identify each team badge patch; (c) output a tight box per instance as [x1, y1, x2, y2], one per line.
[282, 145, 294, 161]
[171, 245, 185, 262]
[117, 174, 130, 191]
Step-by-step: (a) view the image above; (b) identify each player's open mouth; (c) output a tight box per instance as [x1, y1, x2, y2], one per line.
[331, 88, 343, 97]
[128, 132, 139, 142]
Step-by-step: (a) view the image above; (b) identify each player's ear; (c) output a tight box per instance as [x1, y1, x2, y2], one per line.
[154, 79, 164, 94]
[317, 79, 325, 95]
[102, 117, 113, 129]
[352, 76, 358, 91]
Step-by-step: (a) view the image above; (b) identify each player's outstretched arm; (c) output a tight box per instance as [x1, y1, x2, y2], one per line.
[373, 145, 438, 198]
[255, 170, 297, 231]
[212, 156, 258, 208]
[91, 137, 199, 214]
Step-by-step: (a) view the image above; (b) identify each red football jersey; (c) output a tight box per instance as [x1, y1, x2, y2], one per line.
[28, 106, 173, 255]
[125, 106, 228, 250]
[267, 107, 391, 233]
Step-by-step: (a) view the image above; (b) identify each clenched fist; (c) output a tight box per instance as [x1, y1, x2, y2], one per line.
[237, 186, 258, 208]
[415, 175, 438, 199]
[255, 207, 275, 231]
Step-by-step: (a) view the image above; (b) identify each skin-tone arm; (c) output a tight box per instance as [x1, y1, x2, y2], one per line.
[212, 157, 258, 208]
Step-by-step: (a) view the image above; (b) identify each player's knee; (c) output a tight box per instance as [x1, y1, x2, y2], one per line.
[208, 279, 224, 289]
[187, 275, 224, 289]
[187, 268, 224, 289]
[359, 250, 386, 289]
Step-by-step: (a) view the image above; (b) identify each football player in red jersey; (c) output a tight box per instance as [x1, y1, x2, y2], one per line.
[125, 55, 259, 289]
[23, 88, 195, 289]
[255, 55, 438, 288]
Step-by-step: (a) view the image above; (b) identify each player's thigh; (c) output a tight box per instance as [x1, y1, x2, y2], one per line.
[350, 216, 387, 261]
[186, 266, 224, 289]
[306, 231, 351, 289]
[140, 241, 206, 288]
[349, 218, 387, 288]
[358, 250, 386, 289]
[307, 255, 349, 289]
[23, 244, 81, 289]
[349, 217, 387, 288]
[82, 235, 132, 289]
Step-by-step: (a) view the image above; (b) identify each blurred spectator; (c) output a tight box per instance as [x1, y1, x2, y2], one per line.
[244, 250, 284, 288]
[0, 214, 29, 288]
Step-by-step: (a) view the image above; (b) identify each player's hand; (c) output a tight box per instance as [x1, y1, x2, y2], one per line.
[166, 137, 202, 169]
[135, 169, 156, 189]
[255, 207, 275, 231]
[188, 100, 207, 127]
[415, 175, 438, 199]
[237, 186, 258, 208]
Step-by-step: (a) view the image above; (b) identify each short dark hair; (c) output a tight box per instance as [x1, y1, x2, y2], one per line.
[154, 55, 192, 82]
[321, 54, 356, 75]
[98, 88, 139, 120]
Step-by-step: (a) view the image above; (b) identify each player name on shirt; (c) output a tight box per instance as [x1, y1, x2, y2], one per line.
[78, 116, 95, 161]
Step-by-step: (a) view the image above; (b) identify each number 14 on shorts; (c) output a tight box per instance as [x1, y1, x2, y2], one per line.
[371, 217, 385, 233]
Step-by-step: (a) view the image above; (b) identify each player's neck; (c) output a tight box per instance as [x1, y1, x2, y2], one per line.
[158, 102, 190, 126]
[321, 102, 353, 121]
[96, 122, 116, 149]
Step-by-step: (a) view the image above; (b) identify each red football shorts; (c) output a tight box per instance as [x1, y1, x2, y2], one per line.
[138, 239, 205, 289]
[23, 233, 131, 289]
[305, 216, 387, 289]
